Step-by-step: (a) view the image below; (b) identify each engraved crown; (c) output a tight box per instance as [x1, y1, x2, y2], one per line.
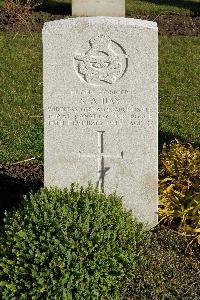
[89, 35, 111, 47]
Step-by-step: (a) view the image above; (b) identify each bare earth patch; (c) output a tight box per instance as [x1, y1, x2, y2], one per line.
[0, 8, 199, 36]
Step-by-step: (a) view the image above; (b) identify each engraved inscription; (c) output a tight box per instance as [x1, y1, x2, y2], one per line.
[73, 35, 128, 86]
[46, 89, 155, 128]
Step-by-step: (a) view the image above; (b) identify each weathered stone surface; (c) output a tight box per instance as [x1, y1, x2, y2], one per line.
[43, 17, 158, 226]
[72, 0, 125, 17]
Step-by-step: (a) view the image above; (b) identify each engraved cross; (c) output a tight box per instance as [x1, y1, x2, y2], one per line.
[79, 131, 123, 191]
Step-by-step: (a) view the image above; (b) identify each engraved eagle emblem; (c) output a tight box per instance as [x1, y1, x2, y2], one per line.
[73, 34, 128, 86]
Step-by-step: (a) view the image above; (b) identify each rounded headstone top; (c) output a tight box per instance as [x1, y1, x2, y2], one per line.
[43, 17, 158, 33]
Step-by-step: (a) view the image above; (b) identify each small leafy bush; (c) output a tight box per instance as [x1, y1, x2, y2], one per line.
[0, 184, 148, 300]
[159, 140, 200, 242]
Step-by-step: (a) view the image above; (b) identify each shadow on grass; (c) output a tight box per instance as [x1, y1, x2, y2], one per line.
[36, 0, 200, 16]
[140, 0, 200, 15]
[0, 170, 43, 225]
[158, 130, 200, 154]
[35, 0, 71, 15]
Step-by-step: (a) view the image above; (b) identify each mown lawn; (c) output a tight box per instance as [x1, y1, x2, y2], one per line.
[40, 0, 200, 15]
[126, 0, 200, 15]
[0, 33, 199, 164]
[1, 0, 199, 15]
[159, 36, 200, 146]
[0, 33, 43, 164]
[43, 0, 200, 15]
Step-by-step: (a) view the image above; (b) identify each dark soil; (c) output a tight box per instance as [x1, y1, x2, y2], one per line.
[0, 7, 199, 36]
[0, 162, 43, 224]
[136, 13, 200, 36]
[125, 226, 200, 300]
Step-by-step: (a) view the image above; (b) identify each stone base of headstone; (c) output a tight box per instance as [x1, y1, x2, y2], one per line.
[43, 17, 158, 227]
[72, 0, 125, 17]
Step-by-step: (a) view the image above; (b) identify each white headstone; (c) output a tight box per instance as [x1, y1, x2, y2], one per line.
[72, 0, 125, 17]
[43, 17, 158, 226]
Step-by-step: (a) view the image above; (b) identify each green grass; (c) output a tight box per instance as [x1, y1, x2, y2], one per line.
[0, 33, 43, 164]
[42, 0, 200, 15]
[43, 0, 200, 16]
[0, 33, 199, 164]
[159, 36, 200, 146]
[1, 0, 199, 15]
[126, 0, 200, 16]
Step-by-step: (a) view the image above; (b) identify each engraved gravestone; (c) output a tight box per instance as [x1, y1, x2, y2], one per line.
[43, 17, 158, 226]
[72, 0, 125, 17]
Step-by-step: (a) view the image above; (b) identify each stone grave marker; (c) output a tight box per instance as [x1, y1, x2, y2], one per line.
[43, 15, 158, 226]
[72, 0, 125, 17]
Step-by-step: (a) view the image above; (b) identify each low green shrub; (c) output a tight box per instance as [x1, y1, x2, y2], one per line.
[159, 140, 200, 242]
[0, 184, 148, 300]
